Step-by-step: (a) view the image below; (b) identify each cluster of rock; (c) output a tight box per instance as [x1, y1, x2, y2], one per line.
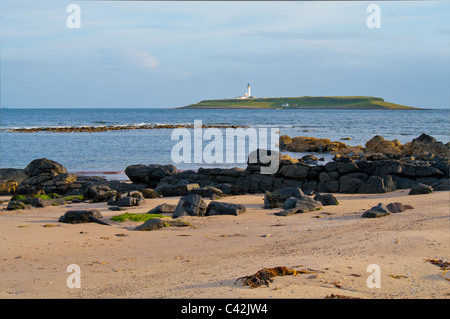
[280, 133, 450, 160]
[135, 150, 448, 197]
[9, 123, 247, 134]
[262, 187, 338, 217]
[1, 134, 448, 211]
[134, 194, 246, 231]
[361, 202, 414, 218]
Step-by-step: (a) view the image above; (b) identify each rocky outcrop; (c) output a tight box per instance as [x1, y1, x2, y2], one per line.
[4, 134, 449, 203]
[401, 134, 449, 158]
[365, 135, 402, 156]
[282, 133, 449, 161]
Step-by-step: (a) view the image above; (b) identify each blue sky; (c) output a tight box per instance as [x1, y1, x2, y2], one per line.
[1, 1, 449, 109]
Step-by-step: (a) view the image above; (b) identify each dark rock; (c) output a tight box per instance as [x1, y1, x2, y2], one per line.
[337, 162, 359, 175]
[0, 168, 29, 184]
[264, 187, 305, 208]
[27, 197, 66, 207]
[390, 175, 414, 189]
[274, 208, 300, 216]
[386, 202, 414, 213]
[326, 180, 340, 193]
[6, 200, 28, 210]
[278, 163, 310, 180]
[206, 201, 246, 216]
[135, 218, 164, 231]
[409, 183, 433, 195]
[361, 203, 391, 218]
[319, 172, 332, 182]
[113, 196, 145, 207]
[125, 164, 177, 187]
[24, 158, 67, 177]
[173, 194, 207, 217]
[432, 179, 450, 191]
[357, 176, 389, 194]
[189, 186, 225, 199]
[84, 184, 114, 203]
[339, 173, 368, 193]
[282, 196, 322, 212]
[147, 203, 177, 215]
[155, 182, 200, 197]
[314, 193, 339, 206]
[59, 210, 109, 225]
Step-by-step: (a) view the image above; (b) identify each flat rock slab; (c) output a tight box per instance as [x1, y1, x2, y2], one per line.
[361, 203, 391, 218]
[386, 202, 414, 213]
[206, 201, 246, 216]
[59, 210, 109, 225]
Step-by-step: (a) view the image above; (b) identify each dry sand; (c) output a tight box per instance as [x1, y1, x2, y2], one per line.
[0, 190, 449, 299]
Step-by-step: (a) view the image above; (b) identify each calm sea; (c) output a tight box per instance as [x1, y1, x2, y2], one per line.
[1, 108, 449, 180]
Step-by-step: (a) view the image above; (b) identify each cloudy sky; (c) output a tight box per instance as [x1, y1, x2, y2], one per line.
[1, 1, 449, 109]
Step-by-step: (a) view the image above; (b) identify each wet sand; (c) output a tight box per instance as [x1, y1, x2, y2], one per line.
[0, 190, 448, 299]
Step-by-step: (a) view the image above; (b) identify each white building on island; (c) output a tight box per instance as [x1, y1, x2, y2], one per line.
[236, 83, 255, 99]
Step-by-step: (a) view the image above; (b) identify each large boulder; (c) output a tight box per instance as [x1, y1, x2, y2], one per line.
[313, 193, 339, 206]
[401, 134, 449, 158]
[125, 164, 177, 187]
[365, 135, 402, 156]
[84, 184, 115, 203]
[173, 194, 207, 217]
[339, 173, 369, 193]
[409, 183, 433, 195]
[206, 201, 246, 216]
[24, 158, 67, 177]
[264, 187, 305, 208]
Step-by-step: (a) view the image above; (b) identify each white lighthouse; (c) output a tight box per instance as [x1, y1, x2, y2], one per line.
[237, 83, 254, 99]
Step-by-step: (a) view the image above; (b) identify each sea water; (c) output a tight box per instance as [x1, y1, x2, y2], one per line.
[1, 108, 449, 180]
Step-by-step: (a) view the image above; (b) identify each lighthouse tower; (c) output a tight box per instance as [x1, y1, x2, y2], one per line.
[247, 83, 251, 98]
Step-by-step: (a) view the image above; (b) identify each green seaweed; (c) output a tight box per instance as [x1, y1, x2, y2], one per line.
[110, 213, 168, 223]
[63, 195, 84, 201]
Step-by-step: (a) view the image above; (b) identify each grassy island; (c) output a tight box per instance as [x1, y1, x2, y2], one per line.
[180, 96, 418, 110]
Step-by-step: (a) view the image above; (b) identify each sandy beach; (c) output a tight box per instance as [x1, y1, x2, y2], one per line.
[0, 189, 448, 299]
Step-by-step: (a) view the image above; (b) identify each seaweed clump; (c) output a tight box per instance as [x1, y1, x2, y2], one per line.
[235, 266, 298, 288]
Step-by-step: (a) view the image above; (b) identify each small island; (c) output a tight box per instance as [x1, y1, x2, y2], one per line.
[180, 85, 418, 110]
[181, 96, 418, 110]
